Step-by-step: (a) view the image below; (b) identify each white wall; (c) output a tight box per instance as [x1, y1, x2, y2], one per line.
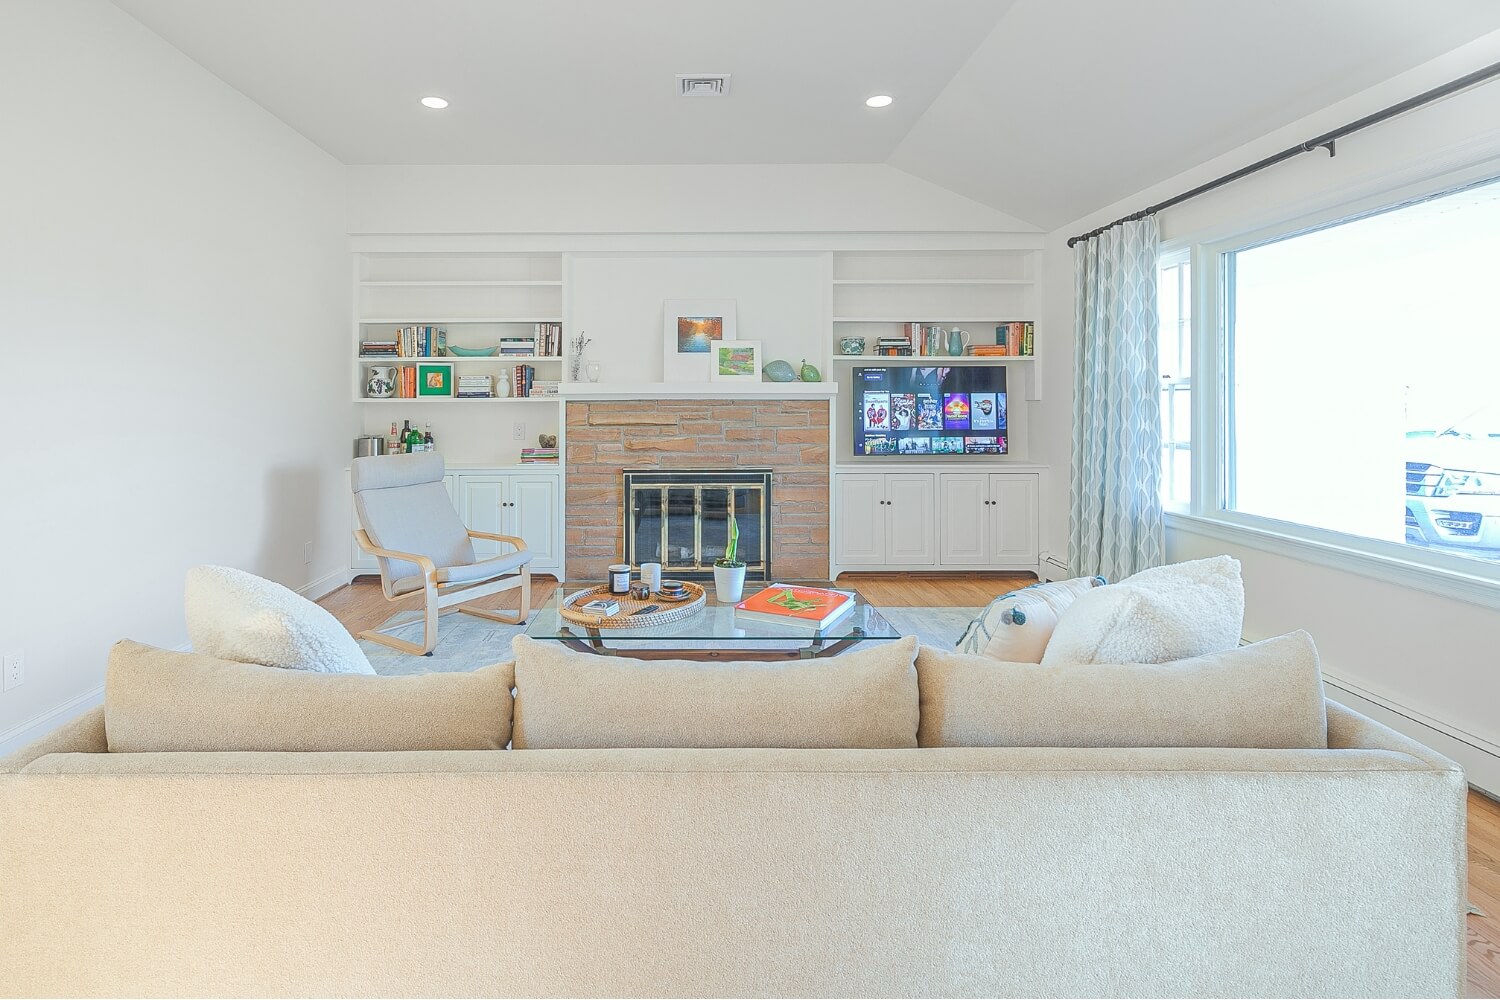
[1038, 31, 1500, 789]
[567, 254, 828, 383]
[0, 0, 354, 749]
[348, 164, 1037, 235]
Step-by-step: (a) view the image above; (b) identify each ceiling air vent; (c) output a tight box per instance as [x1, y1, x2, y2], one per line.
[676, 74, 731, 98]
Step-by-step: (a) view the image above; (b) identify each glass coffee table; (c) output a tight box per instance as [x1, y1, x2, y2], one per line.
[524, 582, 901, 660]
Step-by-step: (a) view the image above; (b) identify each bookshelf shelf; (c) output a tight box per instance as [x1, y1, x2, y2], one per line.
[359, 317, 563, 324]
[831, 278, 1031, 286]
[354, 396, 559, 404]
[357, 355, 563, 362]
[830, 355, 1035, 363]
[833, 317, 1022, 324]
[360, 280, 563, 287]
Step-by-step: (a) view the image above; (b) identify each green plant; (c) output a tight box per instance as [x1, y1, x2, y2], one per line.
[715, 508, 745, 568]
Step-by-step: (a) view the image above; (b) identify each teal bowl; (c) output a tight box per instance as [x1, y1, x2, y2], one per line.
[446, 345, 500, 357]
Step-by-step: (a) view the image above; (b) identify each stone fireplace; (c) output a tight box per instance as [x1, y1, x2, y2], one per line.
[564, 399, 830, 582]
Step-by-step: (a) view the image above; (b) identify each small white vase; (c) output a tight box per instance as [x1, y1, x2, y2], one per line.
[713, 564, 746, 603]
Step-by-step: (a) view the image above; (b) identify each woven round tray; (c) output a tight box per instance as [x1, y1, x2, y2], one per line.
[559, 582, 707, 629]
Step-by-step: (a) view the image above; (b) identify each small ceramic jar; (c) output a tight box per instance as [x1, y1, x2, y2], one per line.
[839, 336, 866, 356]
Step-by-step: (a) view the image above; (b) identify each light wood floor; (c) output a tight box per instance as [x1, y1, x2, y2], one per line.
[318, 572, 1500, 998]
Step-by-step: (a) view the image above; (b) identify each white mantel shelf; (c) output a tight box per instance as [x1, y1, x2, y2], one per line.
[560, 382, 838, 400]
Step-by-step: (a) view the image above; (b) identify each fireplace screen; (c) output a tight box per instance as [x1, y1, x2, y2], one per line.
[623, 469, 772, 580]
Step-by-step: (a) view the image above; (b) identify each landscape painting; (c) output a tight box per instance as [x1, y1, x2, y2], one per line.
[677, 316, 723, 354]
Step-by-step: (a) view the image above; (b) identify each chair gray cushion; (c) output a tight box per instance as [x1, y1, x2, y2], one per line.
[390, 549, 534, 596]
[351, 452, 445, 492]
[355, 480, 476, 583]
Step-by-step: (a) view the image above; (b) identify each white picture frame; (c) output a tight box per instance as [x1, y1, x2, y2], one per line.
[709, 339, 762, 383]
[662, 299, 737, 382]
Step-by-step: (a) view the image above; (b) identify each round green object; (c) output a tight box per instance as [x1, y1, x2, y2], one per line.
[798, 359, 822, 382]
[763, 359, 797, 382]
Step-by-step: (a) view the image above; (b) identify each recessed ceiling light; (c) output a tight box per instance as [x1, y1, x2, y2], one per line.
[420, 96, 449, 109]
[865, 95, 893, 108]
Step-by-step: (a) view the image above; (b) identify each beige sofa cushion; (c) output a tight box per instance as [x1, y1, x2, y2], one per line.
[918, 631, 1326, 749]
[105, 640, 512, 752]
[511, 634, 919, 749]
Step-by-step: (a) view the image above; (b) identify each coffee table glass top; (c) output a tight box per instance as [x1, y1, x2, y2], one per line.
[525, 582, 900, 645]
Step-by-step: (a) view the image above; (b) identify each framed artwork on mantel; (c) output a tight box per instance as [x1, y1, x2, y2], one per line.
[709, 340, 762, 382]
[662, 299, 737, 382]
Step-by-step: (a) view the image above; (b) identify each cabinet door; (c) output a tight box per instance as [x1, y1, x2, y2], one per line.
[989, 474, 1039, 564]
[884, 473, 936, 566]
[937, 473, 990, 566]
[834, 474, 887, 566]
[457, 475, 510, 560]
[507, 475, 559, 569]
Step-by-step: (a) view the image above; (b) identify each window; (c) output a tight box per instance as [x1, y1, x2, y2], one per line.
[1224, 176, 1500, 567]
[1159, 254, 1191, 507]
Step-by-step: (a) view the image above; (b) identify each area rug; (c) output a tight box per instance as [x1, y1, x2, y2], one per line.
[360, 606, 981, 676]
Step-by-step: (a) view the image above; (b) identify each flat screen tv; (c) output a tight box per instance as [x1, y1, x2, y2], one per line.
[852, 366, 1007, 457]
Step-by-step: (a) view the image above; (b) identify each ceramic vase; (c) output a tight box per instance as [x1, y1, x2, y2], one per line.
[365, 365, 396, 398]
[713, 564, 747, 603]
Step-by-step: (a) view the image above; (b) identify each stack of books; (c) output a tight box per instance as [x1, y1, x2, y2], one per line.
[965, 345, 1012, 357]
[520, 447, 559, 464]
[456, 374, 493, 398]
[500, 336, 537, 356]
[875, 337, 914, 356]
[359, 339, 398, 357]
[530, 379, 560, 398]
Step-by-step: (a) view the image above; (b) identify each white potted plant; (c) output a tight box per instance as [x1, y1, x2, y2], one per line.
[713, 508, 747, 603]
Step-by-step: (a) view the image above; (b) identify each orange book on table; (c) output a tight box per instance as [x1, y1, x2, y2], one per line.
[735, 584, 857, 629]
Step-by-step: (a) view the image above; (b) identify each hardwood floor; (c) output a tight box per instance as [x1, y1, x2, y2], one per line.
[318, 571, 1499, 997]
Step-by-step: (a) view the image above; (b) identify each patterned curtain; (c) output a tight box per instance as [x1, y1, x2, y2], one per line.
[1068, 217, 1164, 581]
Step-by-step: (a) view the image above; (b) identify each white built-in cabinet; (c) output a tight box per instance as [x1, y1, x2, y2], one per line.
[834, 470, 1038, 573]
[351, 467, 561, 578]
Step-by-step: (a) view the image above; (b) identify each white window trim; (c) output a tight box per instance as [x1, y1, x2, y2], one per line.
[1176, 155, 1500, 611]
[1157, 248, 1193, 513]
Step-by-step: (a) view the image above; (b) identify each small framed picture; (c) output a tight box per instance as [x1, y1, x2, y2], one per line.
[417, 363, 453, 397]
[709, 340, 762, 382]
[663, 299, 737, 382]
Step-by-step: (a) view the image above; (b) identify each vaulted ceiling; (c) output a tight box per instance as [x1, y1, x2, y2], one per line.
[111, 0, 1500, 229]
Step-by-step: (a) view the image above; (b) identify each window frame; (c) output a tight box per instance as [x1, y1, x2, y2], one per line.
[1175, 159, 1500, 611]
[1157, 248, 1193, 511]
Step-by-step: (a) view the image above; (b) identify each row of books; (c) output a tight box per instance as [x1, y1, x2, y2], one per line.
[982, 321, 1035, 357]
[520, 447, 559, 464]
[359, 326, 448, 359]
[533, 323, 563, 357]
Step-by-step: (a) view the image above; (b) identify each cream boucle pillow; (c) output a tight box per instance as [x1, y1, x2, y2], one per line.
[105, 640, 512, 752]
[511, 634, 919, 749]
[1040, 556, 1244, 665]
[185, 565, 374, 674]
[918, 631, 1326, 749]
[956, 575, 1106, 662]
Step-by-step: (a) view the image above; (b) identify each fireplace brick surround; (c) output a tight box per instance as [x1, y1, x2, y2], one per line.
[564, 399, 830, 582]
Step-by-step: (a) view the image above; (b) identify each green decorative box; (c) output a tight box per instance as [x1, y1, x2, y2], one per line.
[417, 363, 453, 397]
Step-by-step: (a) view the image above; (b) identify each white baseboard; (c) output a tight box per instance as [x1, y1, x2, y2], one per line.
[299, 568, 353, 601]
[0, 683, 105, 758]
[1323, 671, 1500, 796]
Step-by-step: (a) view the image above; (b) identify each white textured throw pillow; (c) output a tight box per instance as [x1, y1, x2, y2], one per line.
[956, 575, 1106, 662]
[185, 565, 374, 675]
[1040, 555, 1244, 665]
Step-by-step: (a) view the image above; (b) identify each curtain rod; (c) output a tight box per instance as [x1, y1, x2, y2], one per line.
[1066, 58, 1500, 248]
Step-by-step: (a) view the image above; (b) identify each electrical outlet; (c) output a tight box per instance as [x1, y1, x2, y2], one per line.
[512, 421, 526, 441]
[3, 650, 23, 692]
[303, 541, 313, 565]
